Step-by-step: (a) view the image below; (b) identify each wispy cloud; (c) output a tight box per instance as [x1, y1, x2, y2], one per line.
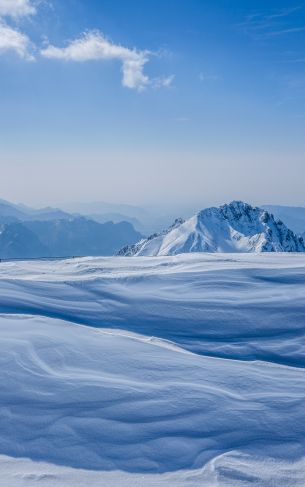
[238, 3, 305, 39]
[154, 74, 175, 88]
[267, 4, 305, 20]
[262, 26, 305, 38]
[41, 31, 172, 91]
[199, 72, 221, 82]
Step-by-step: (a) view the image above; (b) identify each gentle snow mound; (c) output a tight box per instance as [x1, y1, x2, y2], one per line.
[1, 253, 305, 367]
[1, 315, 305, 476]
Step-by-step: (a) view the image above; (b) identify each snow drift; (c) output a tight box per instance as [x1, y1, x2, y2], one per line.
[0, 253, 305, 485]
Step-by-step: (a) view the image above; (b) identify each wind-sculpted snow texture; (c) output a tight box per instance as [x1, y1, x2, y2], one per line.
[0, 253, 305, 486]
[119, 201, 305, 256]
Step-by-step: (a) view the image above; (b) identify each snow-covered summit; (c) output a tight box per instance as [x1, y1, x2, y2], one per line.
[118, 201, 305, 256]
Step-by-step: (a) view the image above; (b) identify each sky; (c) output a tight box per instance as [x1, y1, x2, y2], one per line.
[0, 0, 305, 211]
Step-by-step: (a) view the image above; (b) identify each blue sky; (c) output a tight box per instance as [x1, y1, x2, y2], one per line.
[0, 0, 305, 209]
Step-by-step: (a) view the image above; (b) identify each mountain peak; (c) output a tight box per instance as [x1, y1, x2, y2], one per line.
[119, 201, 305, 256]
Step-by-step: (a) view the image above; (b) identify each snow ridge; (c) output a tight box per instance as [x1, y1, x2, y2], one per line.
[119, 201, 305, 256]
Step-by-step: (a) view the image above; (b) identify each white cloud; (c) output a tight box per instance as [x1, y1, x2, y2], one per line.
[0, 7, 174, 87]
[0, 0, 36, 60]
[0, 21, 34, 59]
[41, 31, 171, 91]
[0, 0, 36, 18]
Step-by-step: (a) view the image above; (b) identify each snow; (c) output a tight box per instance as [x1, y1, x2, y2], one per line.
[0, 253, 305, 485]
[2, 454, 305, 487]
[119, 201, 305, 255]
[0, 455, 210, 487]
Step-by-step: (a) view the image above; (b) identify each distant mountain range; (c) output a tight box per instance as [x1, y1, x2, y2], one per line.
[119, 201, 305, 256]
[0, 200, 142, 259]
[61, 201, 177, 234]
[0, 199, 71, 224]
[1, 198, 305, 259]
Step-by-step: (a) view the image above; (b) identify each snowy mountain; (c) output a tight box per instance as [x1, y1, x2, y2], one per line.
[119, 201, 305, 256]
[263, 204, 305, 235]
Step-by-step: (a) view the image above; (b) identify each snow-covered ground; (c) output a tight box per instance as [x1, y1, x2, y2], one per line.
[1, 253, 305, 486]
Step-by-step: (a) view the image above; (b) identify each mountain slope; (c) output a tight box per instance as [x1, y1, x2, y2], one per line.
[119, 201, 305, 256]
[87, 212, 145, 233]
[0, 218, 142, 259]
[0, 223, 49, 259]
[263, 205, 305, 235]
[0, 200, 29, 223]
